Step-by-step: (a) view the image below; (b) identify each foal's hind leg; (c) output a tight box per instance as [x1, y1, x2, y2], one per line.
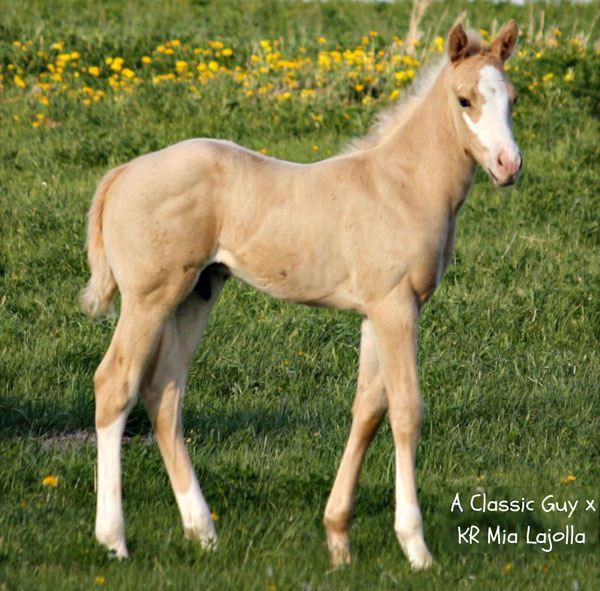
[324, 318, 387, 565]
[141, 271, 227, 547]
[94, 295, 171, 558]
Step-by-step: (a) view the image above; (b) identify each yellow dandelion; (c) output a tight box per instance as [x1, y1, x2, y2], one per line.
[70, 51, 81, 60]
[42, 475, 58, 486]
[542, 73, 554, 81]
[354, 83, 364, 92]
[564, 472, 576, 483]
[259, 148, 268, 154]
[211, 512, 219, 521]
[94, 575, 106, 584]
[435, 36, 444, 53]
[141, 56, 152, 64]
[369, 31, 378, 37]
[88, 66, 100, 76]
[208, 61, 219, 72]
[504, 562, 512, 572]
[222, 48, 233, 57]
[171, 39, 181, 47]
[14, 75, 26, 88]
[312, 146, 318, 151]
[318, 37, 327, 44]
[121, 68, 135, 79]
[564, 70, 574, 82]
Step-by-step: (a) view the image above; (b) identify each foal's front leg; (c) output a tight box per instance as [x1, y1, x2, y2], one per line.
[324, 318, 387, 565]
[367, 289, 433, 569]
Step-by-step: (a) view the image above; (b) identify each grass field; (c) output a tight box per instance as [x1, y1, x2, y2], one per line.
[1, 0, 599, 589]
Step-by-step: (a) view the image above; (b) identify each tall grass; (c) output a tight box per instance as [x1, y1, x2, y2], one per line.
[0, 1, 598, 590]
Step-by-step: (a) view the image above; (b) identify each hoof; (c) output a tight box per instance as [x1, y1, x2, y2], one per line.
[409, 548, 433, 570]
[329, 543, 352, 567]
[184, 526, 218, 551]
[96, 534, 129, 560]
[397, 534, 433, 570]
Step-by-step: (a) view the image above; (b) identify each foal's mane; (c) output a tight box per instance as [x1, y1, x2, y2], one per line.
[346, 31, 484, 153]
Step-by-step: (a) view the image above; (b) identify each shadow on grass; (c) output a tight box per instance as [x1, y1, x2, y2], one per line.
[0, 388, 340, 448]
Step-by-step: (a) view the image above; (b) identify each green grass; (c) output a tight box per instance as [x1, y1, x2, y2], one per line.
[1, 1, 599, 589]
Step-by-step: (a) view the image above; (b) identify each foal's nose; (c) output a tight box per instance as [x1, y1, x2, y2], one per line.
[497, 149, 522, 177]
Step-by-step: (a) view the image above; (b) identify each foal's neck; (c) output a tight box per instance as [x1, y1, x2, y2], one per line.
[378, 66, 477, 218]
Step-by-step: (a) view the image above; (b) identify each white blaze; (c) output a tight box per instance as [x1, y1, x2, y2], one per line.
[462, 64, 519, 172]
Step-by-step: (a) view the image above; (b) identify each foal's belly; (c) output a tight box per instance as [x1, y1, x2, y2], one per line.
[214, 245, 364, 313]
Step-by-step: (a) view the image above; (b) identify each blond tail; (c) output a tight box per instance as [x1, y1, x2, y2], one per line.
[80, 165, 126, 317]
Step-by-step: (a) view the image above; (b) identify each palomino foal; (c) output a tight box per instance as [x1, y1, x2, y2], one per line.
[82, 21, 521, 568]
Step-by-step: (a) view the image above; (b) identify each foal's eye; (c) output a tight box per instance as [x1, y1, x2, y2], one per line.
[458, 97, 470, 108]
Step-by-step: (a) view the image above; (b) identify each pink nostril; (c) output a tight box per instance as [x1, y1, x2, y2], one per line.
[497, 152, 508, 172]
[497, 153, 505, 170]
[497, 151, 521, 175]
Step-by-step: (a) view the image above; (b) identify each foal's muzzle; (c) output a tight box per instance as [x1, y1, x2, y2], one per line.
[489, 149, 522, 187]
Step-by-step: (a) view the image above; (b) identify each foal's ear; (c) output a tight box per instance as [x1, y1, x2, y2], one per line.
[490, 20, 519, 61]
[448, 23, 469, 63]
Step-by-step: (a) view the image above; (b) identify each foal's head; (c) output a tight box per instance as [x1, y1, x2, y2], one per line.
[447, 21, 522, 187]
